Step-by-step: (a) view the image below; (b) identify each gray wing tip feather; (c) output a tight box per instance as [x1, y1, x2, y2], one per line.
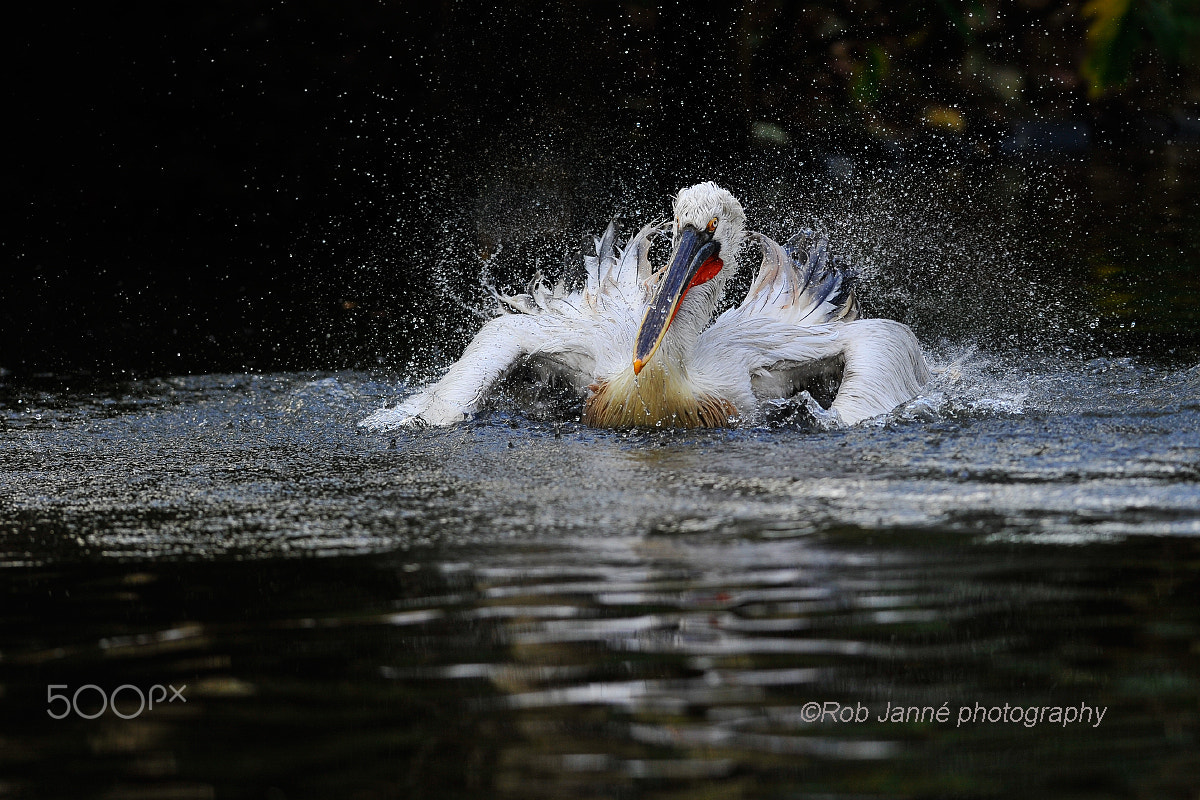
[742, 230, 861, 325]
[786, 230, 860, 324]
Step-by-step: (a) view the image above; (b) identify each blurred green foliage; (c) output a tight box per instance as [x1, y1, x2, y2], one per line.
[850, 44, 890, 105]
[728, 0, 1199, 144]
[1082, 0, 1200, 95]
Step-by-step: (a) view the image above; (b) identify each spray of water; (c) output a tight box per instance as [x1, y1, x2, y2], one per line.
[311, 111, 1192, 428]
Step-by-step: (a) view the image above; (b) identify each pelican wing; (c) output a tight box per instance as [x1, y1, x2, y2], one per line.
[583, 221, 619, 298]
[360, 313, 596, 429]
[584, 220, 665, 310]
[498, 220, 662, 317]
[739, 231, 860, 325]
[361, 222, 666, 430]
[698, 233, 927, 425]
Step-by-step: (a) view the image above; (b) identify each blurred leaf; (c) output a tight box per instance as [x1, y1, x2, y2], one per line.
[1081, 0, 1135, 96]
[925, 106, 965, 131]
[851, 45, 889, 106]
[934, 0, 987, 44]
[1082, 0, 1200, 96]
[1084, 0, 1133, 49]
[1139, 0, 1200, 61]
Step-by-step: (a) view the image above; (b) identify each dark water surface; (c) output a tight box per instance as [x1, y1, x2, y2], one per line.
[6, 4, 1200, 795]
[2, 357, 1199, 798]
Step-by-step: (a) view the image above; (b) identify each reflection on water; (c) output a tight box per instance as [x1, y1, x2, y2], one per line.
[1, 360, 1198, 798]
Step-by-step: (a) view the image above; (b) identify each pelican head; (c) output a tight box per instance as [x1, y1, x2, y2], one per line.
[633, 182, 746, 374]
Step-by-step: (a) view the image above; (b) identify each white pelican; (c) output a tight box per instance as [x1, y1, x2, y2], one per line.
[362, 182, 928, 430]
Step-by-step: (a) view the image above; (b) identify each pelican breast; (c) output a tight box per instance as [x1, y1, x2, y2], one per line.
[583, 361, 738, 428]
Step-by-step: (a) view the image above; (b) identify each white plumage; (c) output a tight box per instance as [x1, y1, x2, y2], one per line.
[361, 182, 929, 430]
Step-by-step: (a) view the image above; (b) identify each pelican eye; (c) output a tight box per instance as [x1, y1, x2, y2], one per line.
[706, 217, 718, 233]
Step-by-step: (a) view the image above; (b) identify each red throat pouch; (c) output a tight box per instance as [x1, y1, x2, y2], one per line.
[691, 256, 724, 287]
[667, 256, 725, 329]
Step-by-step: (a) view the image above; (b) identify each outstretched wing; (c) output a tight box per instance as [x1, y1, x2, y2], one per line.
[361, 222, 664, 430]
[360, 313, 593, 429]
[739, 231, 860, 325]
[583, 220, 666, 311]
[699, 232, 927, 425]
[490, 220, 665, 317]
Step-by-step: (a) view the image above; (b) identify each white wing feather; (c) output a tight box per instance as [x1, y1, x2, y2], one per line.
[362, 222, 661, 429]
[699, 232, 927, 425]
[362, 223, 926, 430]
[359, 315, 560, 429]
[740, 232, 860, 325]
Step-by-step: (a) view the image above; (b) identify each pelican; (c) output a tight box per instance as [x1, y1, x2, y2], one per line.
[361, 182, 928, 430]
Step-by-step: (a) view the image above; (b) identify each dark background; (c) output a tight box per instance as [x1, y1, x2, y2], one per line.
[5, 1, 1198, 376]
